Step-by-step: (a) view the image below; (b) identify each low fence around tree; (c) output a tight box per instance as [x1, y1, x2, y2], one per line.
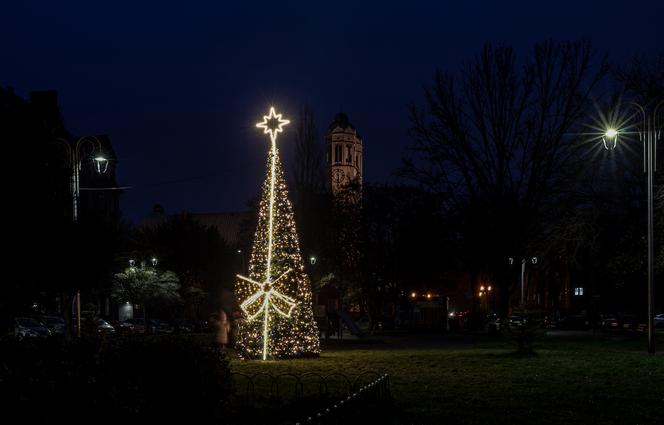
[228, 370, 392, 425]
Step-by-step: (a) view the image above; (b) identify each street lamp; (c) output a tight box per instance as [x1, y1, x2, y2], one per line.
[53, 135, 107, 222]
[236, 249, 246, 273]
[479, 285, 493, 311]
[509, 257, 538, 306]
[601, 100, 662, 355]
[51, 135, 109, 338]
[602, 128, 619, 150]
[94, 156, 109, 174]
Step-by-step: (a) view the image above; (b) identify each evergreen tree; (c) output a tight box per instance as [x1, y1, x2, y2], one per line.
[235, 108, 320, 360]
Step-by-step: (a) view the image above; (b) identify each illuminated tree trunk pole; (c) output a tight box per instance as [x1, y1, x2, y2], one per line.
[260, 132, 278, 360]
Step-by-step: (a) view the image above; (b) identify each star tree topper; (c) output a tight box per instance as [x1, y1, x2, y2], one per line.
[256, 106, 290, 144]
[237, 106, 295, 360]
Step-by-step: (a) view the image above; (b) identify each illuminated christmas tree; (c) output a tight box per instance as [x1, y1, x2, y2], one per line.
[235, 107, 320, 360]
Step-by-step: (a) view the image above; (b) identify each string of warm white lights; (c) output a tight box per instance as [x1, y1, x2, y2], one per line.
[235, 107, 320, 360]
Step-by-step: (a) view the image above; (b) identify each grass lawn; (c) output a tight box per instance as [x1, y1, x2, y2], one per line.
[229, 332, 664, 424]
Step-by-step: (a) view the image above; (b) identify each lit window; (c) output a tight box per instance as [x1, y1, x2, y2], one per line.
[574, 287, 584, 296]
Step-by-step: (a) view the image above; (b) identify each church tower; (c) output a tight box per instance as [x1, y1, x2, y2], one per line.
[325, 113, 363, 194]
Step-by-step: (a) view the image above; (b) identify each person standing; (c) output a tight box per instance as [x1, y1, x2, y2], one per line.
[216, 309, 230, 349]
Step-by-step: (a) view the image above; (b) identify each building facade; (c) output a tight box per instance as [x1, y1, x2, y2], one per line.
[325, 113, 363, 194]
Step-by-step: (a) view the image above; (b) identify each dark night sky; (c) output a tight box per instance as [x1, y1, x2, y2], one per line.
[2, 0, 663, 222]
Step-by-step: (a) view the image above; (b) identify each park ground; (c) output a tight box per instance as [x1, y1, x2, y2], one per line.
[230, 331, 664, 425]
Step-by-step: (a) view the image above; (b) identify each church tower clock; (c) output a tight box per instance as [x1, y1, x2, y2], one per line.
[326, 112, 363, 194]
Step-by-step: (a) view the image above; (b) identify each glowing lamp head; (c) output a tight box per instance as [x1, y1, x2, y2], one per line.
[411, 292, 416, 298]
[94, 156, 109, 174]
[480, 285, 485, 291]
[488, 285, 492, 292]
[602, 128, 618, 150]
[427, 293, 432, 299]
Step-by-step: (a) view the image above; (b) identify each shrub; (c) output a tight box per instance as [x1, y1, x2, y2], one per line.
[0, 334, 231, 423]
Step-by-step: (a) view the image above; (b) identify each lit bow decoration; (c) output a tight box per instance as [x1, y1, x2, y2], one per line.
[237, 269, 297, 320]
[237, 268, 297, 360]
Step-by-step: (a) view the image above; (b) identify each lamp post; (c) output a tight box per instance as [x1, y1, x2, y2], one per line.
[509, 257, 537, 306]
[54, 136, 108, 222]
[53, 136, 108, 338]
[478, 285, 493, 311]
[602, 100, 662, 355]
[236, 249, 246, 274]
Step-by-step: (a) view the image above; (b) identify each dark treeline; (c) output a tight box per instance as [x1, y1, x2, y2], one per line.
[291, 41, 664, 327]
[1, 87, 241, 337]
[1, 39, 662, 334]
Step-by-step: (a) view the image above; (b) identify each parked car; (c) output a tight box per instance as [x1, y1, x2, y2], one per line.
[73, 316, 116, 336]
[94, 318, 116, 335]
[542, 316, 558, 329]
[355, 316, 371, 332]
[173, 319, 209, 333]
[151, 319, 174, 334]
[14, 317, 51, 338]
[507, 316, 525, 328]
[173, 319, 194, 333]
[119, 318, 147, 334]
[558, 315, 589, 330]
[487, 317, 502, 334]
[39, 315, 65, 336]
[616, 314, 647, 332]
[600, 315, 619, 330]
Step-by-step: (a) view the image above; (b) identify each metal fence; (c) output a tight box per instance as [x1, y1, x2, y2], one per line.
[229, 370, 392, 425]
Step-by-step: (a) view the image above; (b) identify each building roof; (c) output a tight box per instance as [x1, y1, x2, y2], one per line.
[326, 112, 361, 139]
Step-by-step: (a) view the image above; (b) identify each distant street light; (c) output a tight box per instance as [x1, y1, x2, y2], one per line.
[599, 100, 662, 355]
[479, 285, 493, 311]
[310, 256, 317, 265]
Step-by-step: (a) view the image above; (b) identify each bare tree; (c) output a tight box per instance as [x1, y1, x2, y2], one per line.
[289, 105, 334, 285]
[616, 53, 664, 105]
[402, 40, 609, 312]
[292, 105, 325, 197]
